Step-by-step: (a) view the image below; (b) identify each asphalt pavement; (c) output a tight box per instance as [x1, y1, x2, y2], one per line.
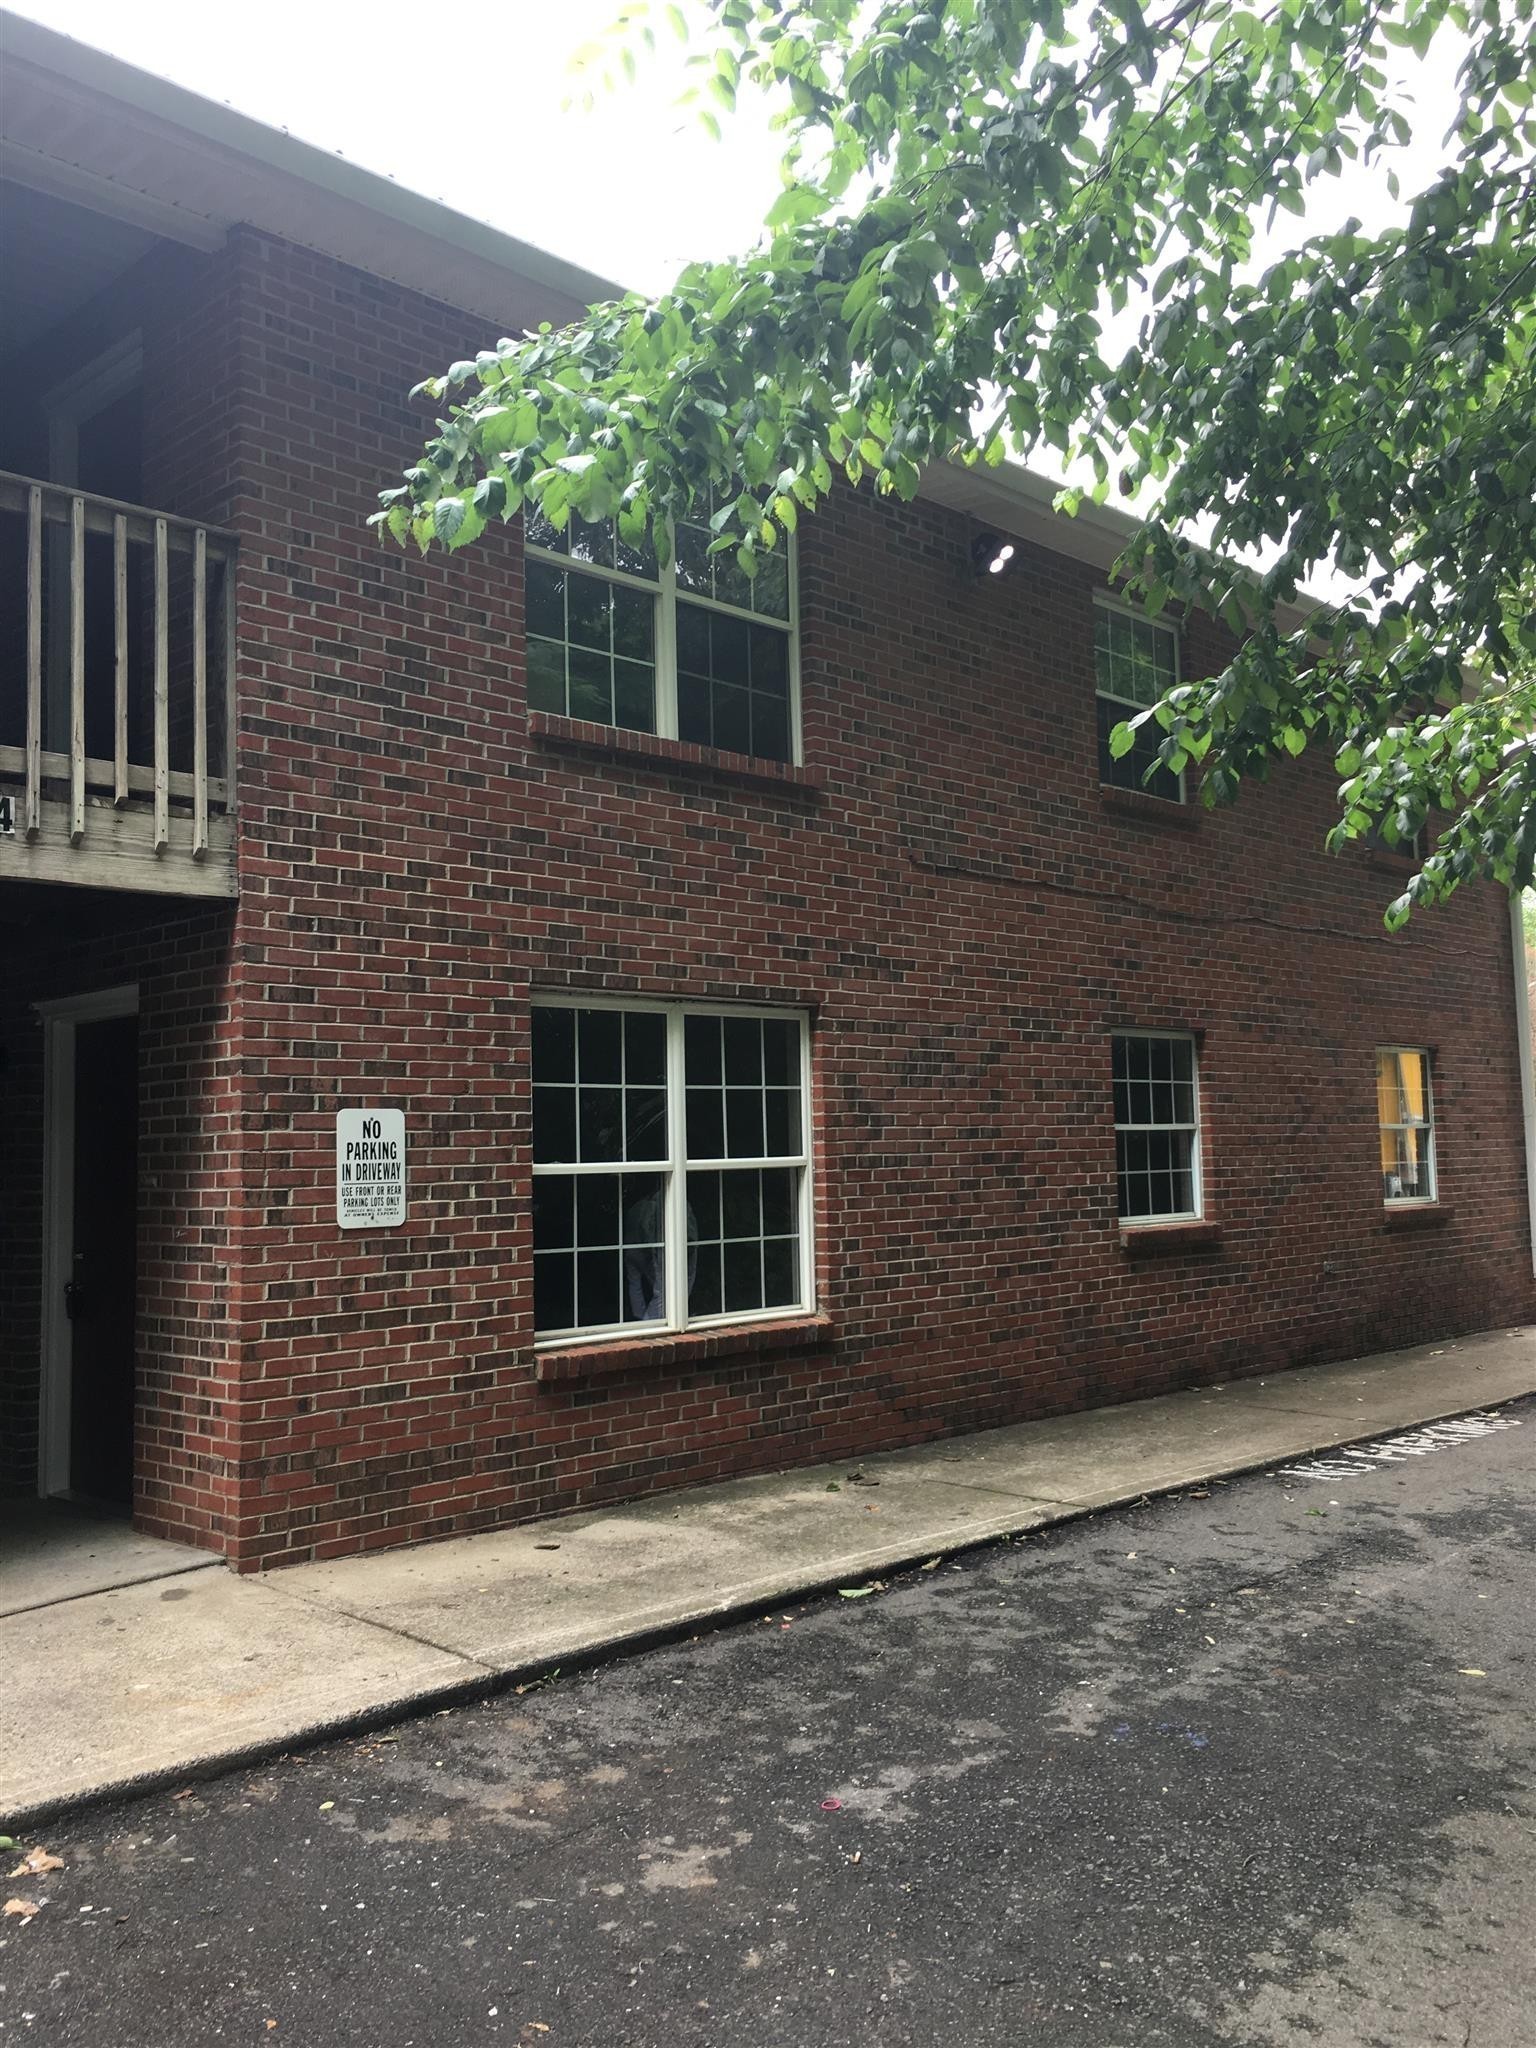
[4, 1398, 1532, 2048]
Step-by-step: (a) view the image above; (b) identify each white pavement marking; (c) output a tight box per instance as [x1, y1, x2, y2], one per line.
[1276, 1410, 1524, 1481]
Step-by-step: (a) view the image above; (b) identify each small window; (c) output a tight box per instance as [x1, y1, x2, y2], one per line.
[1366, 822, 1425, 860]
[532, 1000, 813, 1343]
[1377, 1047, 1436, 1203]
[1113, 1033, 1202, 1222]
[1095, 600, 1182, 803]
[525, 505, 798, 764]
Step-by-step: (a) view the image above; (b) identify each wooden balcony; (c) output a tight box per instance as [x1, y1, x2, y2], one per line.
[0, 473, 237, 897]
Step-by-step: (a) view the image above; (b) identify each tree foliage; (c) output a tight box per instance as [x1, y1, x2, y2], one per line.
[378, 0, 1536, 925]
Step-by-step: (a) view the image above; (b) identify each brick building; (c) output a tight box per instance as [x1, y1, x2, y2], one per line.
[3, 15, 1533, 1570]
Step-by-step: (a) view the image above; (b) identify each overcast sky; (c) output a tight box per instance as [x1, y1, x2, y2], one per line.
[12, 0, 1463, 303]
[9, 0, 786, 293]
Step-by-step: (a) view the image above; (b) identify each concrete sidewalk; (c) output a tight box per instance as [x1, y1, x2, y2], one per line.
[6, 1324, 1534, 1827]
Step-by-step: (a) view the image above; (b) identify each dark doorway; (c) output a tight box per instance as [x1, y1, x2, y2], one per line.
[66, 1013, 139, 1506]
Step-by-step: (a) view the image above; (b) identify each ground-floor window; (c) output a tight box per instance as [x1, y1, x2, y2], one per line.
[1377, 1046, 1436, 1203]
[1113, 1032, 1202, 1222]
[531, 998, 813, 1343]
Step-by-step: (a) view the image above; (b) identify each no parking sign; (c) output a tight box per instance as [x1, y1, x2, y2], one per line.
[335, 1108, 407, 1229]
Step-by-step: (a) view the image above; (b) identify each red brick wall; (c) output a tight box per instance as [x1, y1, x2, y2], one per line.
[6, 222, 1532, 1563]
[213, 230, 1533, 1568]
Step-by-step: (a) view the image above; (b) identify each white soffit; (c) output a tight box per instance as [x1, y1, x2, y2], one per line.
[918, 459, 1136, 573]
[920, 458, 1323, 626]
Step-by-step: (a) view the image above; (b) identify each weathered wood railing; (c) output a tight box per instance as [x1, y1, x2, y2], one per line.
[0, 472, 238, 894]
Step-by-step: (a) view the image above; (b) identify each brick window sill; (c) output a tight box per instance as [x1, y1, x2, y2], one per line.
[1120, 1219, 1225, 1256]
[535, 1313, 834, 1386]
[1382, 1202, 1453, 1231]
[529, 711, 826, 794]
[1099, 784, 1201, 830]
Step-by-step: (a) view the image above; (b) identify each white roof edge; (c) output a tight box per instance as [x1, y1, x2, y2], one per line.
[0, 7, 624, 312]
[918, 460, 1139, 572]
[919, 458, 1322, 630]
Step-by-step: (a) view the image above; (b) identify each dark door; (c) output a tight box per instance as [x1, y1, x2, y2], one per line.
[67, 1015, 139, 1506]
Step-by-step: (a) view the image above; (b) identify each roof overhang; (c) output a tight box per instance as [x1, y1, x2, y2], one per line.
[0, 9, 1328, 620]
[0, 8, 620, 331]
[921, 457, 1322, 632]
[919, 459, 1138, 576]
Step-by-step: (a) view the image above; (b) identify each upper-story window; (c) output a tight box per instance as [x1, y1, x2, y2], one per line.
[1377, 1047, 1436, 1203]
[525, 506, 799, 764]
[1095, 598, 1182, 803]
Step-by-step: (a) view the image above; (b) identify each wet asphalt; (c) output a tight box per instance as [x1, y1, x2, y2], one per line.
[3, 1399, 1533, 2048]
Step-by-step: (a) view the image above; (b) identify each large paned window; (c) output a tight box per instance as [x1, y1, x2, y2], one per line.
[531, 1000, 813, 1343]
[1377, 1047, 1436, 1203]
[1095, 600, 1182, 803]
[525, 507, 798, 763]
[1113, 1033, 1202, 1222]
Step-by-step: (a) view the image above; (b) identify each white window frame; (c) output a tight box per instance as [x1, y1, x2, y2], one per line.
[1377, 1044, 1437, 1206]
[530, 994, 815, 1347]
[525, 523, 802, 765]
[1093, 592, 1185, 804]
[1113, 1029, 1204, 1225]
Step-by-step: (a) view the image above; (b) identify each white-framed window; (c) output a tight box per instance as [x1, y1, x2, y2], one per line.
[531, 996, 814, 1345]
[1095, 596, 1183, 803]
[525, 505, 800, 764]
[1113, 1032, 1202, 1222]
[1377, 1046, 1436, 1203]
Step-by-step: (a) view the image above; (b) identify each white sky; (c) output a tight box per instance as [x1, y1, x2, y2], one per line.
[10, 0, 1463, 302]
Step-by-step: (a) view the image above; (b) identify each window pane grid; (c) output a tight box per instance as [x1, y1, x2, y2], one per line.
[1095, 604, 1181, 802]
[526, 559, 657, 734]
[526, 508, 658, 582]
[533, 1003, 811, 1341]
[674, 496, 791, 622]
[1377, 1047, 1436, 1202]
[676, 602, 793, 761]
[531, 1006, 666, 1166]
[686, 1166, 802, 1318]
[1113, 1034, 1201, 1222]
[525, 510, 797, 763]
[1095, 605, 1178, 709]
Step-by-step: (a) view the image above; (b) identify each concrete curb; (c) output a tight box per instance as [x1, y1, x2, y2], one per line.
[9, 1377, 1530, 1834]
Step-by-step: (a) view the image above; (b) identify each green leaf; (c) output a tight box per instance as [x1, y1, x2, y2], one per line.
[432, 496, 468, 545]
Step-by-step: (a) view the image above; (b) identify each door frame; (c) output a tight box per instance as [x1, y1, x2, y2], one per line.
[35, 984, 140, 1498]
[41, 333, 145, 489]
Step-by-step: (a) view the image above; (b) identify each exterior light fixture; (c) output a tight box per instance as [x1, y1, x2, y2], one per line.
[971, 531, 1016, 576]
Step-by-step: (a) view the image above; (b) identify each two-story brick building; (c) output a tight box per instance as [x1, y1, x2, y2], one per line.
[3, 12, 1533, 1570]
